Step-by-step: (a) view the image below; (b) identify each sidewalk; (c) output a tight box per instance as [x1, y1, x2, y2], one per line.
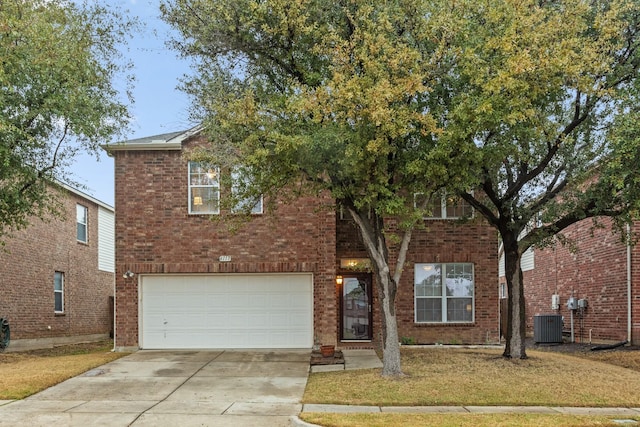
[300, 404, 640, 416]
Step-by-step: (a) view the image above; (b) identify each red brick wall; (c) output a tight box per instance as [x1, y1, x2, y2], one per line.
[524, 218, 640, 344]
[0, 188, 114, 344]
[113, 142, 337, 349]
[337, 215, 500, 345]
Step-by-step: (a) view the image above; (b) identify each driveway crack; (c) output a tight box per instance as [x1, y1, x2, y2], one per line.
[128, 351, 225, 426]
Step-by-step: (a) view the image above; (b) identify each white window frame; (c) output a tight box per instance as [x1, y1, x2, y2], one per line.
[414, 263, 475, 323]
[188, 161, 220, 214]
[54, 271, 64, 313]
[338, 204, 372, 221]
[500, 282, 507, 299]
[414, 191, 474, 219]
[76, 204, 88, 243]
[231, 169, 263, 214]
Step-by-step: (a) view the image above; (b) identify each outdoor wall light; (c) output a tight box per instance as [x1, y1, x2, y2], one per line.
[123, 270, 135, 279]
[336, 275, 343, 285]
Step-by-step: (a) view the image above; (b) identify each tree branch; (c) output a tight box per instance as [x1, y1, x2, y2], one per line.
[504, 93, 594, 202]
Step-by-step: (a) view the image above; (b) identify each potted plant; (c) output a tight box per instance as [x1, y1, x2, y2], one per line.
[320, 344, 335, 358]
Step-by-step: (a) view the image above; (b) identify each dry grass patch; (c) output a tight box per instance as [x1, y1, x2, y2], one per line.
[300, 413, 640, 427]
[303, 347, 640, 407]
[0, 341, 128, 400]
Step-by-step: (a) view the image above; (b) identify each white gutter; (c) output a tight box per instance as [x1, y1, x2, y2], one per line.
[102, 141, 183, 152]
[101, 124, 203, 153]
[627, 223, 632, 344]
[58, 182, 114, 211]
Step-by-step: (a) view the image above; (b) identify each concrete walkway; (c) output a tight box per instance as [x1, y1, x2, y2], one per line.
[2, 348, 638, 426]
[311, 349, 384, 373]
[0, 349, 311, 427]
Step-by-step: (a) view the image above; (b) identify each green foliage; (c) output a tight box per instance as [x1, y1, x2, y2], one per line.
[425, 0, 640, 357]
[164, 0, 640, 242]
[0, 0, 136, 241]
[161, 0, 465, 227]
[439, 0, 640, 249]
[162, 0, 640, 360]
[400, 337, 415, 346]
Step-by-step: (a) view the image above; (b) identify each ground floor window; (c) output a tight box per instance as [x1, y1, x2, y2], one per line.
[54, 271, 64, 313]
[414, 263, 474, 323]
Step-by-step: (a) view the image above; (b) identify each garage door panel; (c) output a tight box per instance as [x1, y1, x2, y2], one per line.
[140, 274, 313, 349]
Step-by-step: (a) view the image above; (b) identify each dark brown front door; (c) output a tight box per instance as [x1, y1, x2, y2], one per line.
[340, 274, 373, 341]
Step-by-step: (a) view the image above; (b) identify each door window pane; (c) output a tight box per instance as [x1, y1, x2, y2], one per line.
[341, 277, 371, 340]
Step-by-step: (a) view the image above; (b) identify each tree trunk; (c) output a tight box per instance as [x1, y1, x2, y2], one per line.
[503, 237, 527, 359]
[377, 269, 403, 376]
[347, 206, 407, 377]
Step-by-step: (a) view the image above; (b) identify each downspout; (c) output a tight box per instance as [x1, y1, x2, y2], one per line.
[627, 223, 632, 345]
[498, 241, 504, 342]
[112, 281, 117, 353]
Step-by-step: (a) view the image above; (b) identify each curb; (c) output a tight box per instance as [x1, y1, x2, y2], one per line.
[290, 415, 322, 427]
[296, 405, 640, 416]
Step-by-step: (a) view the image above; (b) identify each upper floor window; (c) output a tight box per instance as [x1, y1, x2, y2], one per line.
[415, 191, 473, 219]
[76, 204, 88, 243]
[231, 169, 263, 214]
[414, 263, 474, 323]
[54, 271, 64, 313]
[188, 161, 220, 214]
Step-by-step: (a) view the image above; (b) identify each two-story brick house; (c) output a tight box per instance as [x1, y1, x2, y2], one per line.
[105, 127, 499, 351]
[520, 218, 639, 345]
[0, 184, 115, 351]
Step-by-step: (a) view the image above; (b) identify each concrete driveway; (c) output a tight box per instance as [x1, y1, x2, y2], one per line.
[0, 349, 311, 427]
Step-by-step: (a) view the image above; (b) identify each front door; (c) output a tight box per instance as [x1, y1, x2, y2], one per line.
[340, 274, 373, 341]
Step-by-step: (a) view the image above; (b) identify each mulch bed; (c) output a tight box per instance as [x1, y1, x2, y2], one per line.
[527, 338, 640, 355]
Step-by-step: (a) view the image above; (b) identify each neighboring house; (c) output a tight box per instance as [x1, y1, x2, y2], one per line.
[0, 184, 115, 351]
[501, 218, 639, 345]
[104, 128, 499, 351]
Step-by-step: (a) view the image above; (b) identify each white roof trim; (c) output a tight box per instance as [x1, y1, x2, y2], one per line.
[101, 125, 203, 152]
[58, 182, 114, 211]
[105, 142, 183, 151]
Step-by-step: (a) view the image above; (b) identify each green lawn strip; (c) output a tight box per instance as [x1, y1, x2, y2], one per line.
[0, 341, 127, 400]
[303, 348, 640, 407]
[299, 413, 640, 427]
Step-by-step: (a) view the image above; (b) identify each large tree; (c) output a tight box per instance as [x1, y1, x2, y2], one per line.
[0, 0, 136, 241]
[436, 0, 640, 359]
[161, 0, 640, 374]
[161, 0, 473, 376]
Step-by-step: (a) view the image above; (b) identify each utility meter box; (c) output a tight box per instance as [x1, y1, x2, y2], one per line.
[567, 297, 578, 310]
[578, 298, 588, 309]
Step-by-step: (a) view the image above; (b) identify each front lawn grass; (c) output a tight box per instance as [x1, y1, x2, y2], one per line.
[0, 340, 128, 400]
[300, 413, 640, 427]
[301, 347, 640, 426]
[303, 347, 640, 407]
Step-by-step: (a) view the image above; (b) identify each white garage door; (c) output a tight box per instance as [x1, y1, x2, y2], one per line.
[140, 274, 313, 349]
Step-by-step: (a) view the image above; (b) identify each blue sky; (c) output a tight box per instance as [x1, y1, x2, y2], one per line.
[70, 0, 194, 206]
